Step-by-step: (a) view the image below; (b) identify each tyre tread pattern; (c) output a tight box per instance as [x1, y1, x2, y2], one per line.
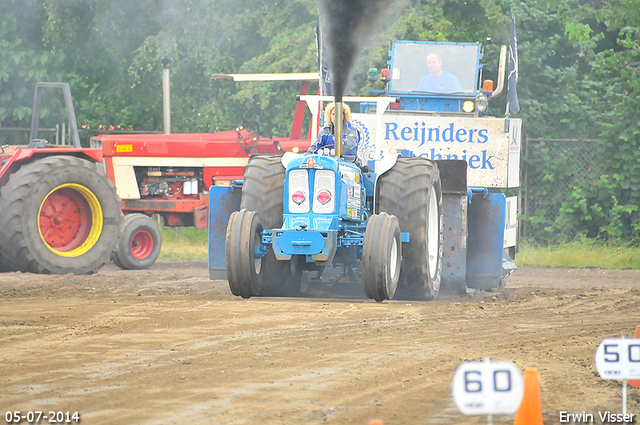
[112, 214, 162, 270]
[240, 155, 300, 297]
[377, 157, 443, 300]
[225, 209, 262, 298]
[362, 212, 401, 302]
[0, 156, 123, 274]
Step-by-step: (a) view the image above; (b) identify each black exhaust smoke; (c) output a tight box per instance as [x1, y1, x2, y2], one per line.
[316, 0, 392, 102]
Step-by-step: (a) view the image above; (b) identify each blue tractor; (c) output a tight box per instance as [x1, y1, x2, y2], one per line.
[209, 40, 522, 301]
[224, 149, 444, 301]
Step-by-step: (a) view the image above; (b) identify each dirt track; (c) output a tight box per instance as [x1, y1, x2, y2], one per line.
[1, 260, 639, 425]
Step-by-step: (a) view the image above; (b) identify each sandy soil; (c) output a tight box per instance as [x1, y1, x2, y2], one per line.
[0, 261, 639, 425]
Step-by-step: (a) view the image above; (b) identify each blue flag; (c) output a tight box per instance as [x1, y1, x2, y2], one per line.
[315, 20, 332, 96]
[508, 14, 520, 114]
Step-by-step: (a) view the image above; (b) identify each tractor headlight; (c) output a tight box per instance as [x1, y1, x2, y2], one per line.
[313, 170, 335, 214]
[475, 93, 489, 114]
[463, 101, 475, 113]
[289, 169, 310, 213]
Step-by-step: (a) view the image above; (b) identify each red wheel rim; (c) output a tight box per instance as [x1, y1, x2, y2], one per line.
[131, 229, 154, 260]
[39, 188, 92, 252]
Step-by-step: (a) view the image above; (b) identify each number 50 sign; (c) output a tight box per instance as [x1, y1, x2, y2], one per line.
[595, 338, 640, 380]
[452, 360, 524, 415]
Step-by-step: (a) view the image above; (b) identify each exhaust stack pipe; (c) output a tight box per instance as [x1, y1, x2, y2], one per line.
[162, 58, 171, 134]
[488, 45, 508, 100]
[334, 101, 343, 158]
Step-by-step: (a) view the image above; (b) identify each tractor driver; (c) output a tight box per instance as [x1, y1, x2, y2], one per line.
[307, 102, 366, 169]
[417, 52, 462, 93]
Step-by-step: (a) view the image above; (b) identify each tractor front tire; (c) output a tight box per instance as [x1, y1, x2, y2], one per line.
[112, 214, 162, 270]
[362, 213, 402, 302]
[241, 155, 301, 297]
[225, 209, 264, 298]
[0, 156, 123, 274]
[377, 157, 444, 300]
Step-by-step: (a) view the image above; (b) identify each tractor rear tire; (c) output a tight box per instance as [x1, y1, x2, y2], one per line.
[225, 209, 264, 298]
[377, 157, 443, 300]
[0, 156, 123, 274]
[0, 251, 16, 272]
[112, 214, 162, 270]
[363, 213, 402, 302]
[240, 155, 301, 297]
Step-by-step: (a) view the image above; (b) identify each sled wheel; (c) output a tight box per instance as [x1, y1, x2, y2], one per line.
[0, 156, 123, 274]
[225, 209, 264, 298]
[241, 155, 301, 296]
[363, 213, 402, 302]
[377, 157, 444, 300]
[112, 214, 162, 270]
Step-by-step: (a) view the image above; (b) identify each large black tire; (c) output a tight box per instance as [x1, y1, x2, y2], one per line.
[240, 155, 301, 297]
[112, 214, 162, 270]
[0, 156, 123, 274]
[377, 157, 444, 300]
[225, 209, 264, 298]
[362, 213, 402, 302]
[0, 251, 17, 272]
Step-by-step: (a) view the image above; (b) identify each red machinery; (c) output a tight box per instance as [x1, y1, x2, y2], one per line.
[92, 73, 316, 270]
[0, 79, 314, 274]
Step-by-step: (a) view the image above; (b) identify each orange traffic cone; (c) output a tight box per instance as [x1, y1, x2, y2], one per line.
[368, 420, 384, 425]
[513, 367, 544, 425]
[629, 325, 640, 388]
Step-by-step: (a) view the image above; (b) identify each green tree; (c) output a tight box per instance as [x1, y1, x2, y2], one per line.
[0, 0, 65, 129]
[517, 0, 640, 242]
[555, 3, 640, 241]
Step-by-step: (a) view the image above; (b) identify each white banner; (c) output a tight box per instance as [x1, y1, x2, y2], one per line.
[351, 114, 521, 188]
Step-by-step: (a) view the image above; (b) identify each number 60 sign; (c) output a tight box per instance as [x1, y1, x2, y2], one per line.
[452, 359, 524, 415]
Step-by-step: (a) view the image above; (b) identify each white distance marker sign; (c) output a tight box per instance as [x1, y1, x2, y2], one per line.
[595, 338, 640, 380]
[452, 360, 524, 415]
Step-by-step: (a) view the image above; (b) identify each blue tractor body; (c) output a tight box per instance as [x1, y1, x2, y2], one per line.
[268, 155, 368, 265]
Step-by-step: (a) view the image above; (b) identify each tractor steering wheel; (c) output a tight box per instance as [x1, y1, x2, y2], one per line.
[314, 144, 358, 164]
[235, 126, 259, 156]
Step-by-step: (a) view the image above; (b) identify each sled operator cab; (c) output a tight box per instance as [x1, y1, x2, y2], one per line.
[372, 40, 494, 115]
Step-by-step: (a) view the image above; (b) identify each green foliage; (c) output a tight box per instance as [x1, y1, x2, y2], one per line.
[160, 227, 207, 260]
[518, 240, 640, 269]
[560, 23, 640, 241]
[1, 0, 639, 242]
[0, 0, 65, 127]
[515, 0, 640, 243]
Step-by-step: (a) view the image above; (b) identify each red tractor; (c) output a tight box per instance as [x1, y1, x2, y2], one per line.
[0, 79, 313, 274]
[0, 83, 123, 274]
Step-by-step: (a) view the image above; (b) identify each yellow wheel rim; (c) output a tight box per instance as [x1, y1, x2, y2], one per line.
[38, 183, 103, 257]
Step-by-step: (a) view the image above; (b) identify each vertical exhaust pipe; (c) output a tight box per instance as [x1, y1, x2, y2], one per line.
[488, 45, 507, 99]
[334, 101, 343, 158]
[162, 57, 171, 134]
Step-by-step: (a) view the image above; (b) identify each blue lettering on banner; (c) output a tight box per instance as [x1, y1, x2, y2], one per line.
[442, 123, 454, 142]
[401, 126, 413, 141]
[405, 148, 494, 169]
[478, 129, 488, 143]
[481, 150, 494, 169]
[385, 122, 400, 141]
[384, 122, 491, 145]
